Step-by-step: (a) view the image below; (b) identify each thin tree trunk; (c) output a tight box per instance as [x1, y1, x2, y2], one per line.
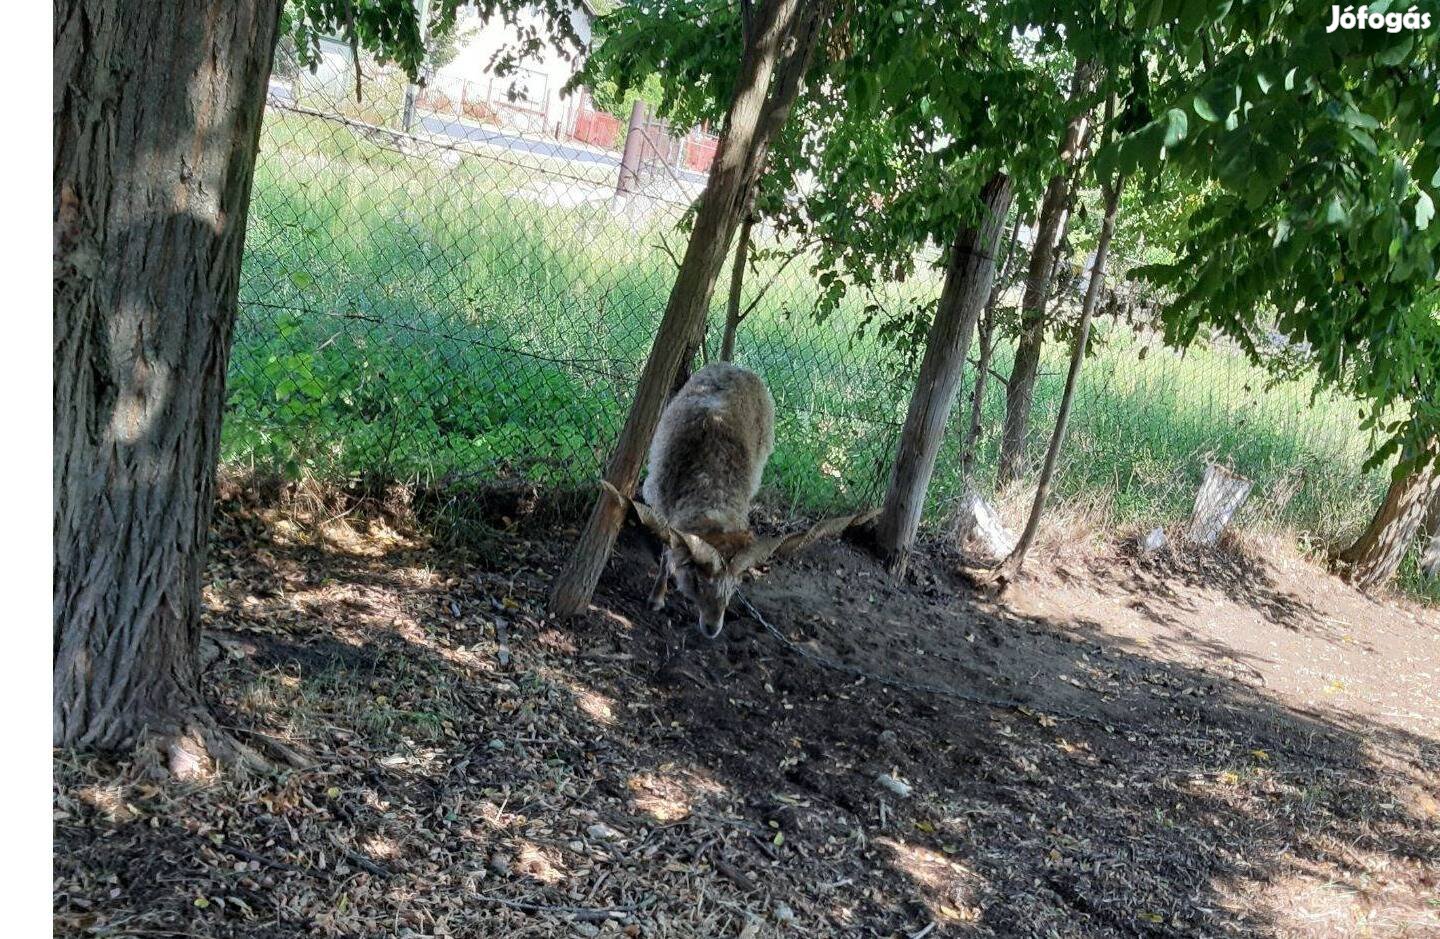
[994, 155, 1124, 588]
[960, 309, 996, 481]
[548, 0, 830, 618]
[874, 172, 1014, 577]
[721, 209, 757, 361]
[1338, 445, 1440, 590]
[960, 212, 1023, 478]
[997, 64, 1093, 487]
[53, 0, 284, 762]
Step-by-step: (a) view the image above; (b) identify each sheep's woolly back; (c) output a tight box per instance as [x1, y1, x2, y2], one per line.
[642, 363, 775, 539]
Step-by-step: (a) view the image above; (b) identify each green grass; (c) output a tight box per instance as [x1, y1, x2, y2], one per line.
[231, 108, 1428, 594]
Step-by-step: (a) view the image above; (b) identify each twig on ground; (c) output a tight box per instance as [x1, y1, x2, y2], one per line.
[472, 894, 637, 919]
[215, 840, 314, 879]
[714, 857, 758, 893]
[340, 847, 394, 878]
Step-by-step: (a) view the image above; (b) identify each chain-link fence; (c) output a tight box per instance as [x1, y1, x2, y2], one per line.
[230, 57, 1386, 542]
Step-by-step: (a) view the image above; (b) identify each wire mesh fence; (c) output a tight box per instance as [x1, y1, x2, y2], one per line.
[230, 59, 1387, 542]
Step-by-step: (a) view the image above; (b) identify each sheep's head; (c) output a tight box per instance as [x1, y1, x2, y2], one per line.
[665, 532, 740, 638]
[602, 481, 877, 640]
[663, 529, 783, 639]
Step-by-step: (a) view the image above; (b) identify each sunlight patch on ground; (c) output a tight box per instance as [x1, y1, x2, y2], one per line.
[621, 767, 727, 824]
[877, 837, 983, 924]
[471, 799, 526, 832]
[515, 840, 569, 884]
[76, 785, 137, 824]
[574, 687, 618, 726]
[595, 606, 636, 632]
[360, 834, 402, 861]
[626, 772, 695, 823]
[1263, 873, 1419, 935]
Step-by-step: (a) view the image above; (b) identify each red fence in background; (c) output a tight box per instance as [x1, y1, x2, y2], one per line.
[572, 107, 622, 149]
[684, 130, 718, 172]
[570, 98, 718, 174]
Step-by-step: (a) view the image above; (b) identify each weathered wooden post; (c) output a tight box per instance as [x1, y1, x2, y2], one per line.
[874, 171, 1014, 577]
[1186, 464, 1253, 545]
[400, 0, 432, 133]
[950, 492, 1017, 560]
[615, 98, 648, 196]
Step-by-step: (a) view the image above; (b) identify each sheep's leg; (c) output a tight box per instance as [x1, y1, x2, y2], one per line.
[648, 550, 670, 611]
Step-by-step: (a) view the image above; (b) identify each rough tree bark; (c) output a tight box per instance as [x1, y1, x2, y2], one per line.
[996, 64, 1093, 487]
[1338, 443, 1440, 590]
[54, 0, 284, 764]
[874, 172, 1014, 577]
[548, 0, 830, 617]
[993, 164, 1125, 588]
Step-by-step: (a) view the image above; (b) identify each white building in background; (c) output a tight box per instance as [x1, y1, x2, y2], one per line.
[430, 1, 596, 136]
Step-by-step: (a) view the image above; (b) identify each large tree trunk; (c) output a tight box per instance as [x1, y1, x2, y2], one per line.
[1338, 447, 1440, 590]
[548, 0, 830, 618]
[874, 172, 1014, 577]
[53, 0, 284, 759]
[996, 64, 1092, 487]
[994, 163, 1125, 587]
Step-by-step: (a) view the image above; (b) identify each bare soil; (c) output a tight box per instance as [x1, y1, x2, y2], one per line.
[54, 489, 1440, 937]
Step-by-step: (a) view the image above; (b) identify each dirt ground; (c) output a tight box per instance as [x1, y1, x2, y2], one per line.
[54, 488, 1440, 937]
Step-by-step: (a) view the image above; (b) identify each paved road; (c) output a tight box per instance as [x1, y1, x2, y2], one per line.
[421, 114, 708, 185]
[420, 115, 623, 168]
[264, 85, 706, 185]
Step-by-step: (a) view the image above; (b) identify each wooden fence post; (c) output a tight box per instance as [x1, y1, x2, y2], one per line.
[1187, 464, 1253, 545]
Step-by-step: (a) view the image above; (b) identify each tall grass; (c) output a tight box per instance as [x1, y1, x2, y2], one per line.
[232, 107, 1421, 591]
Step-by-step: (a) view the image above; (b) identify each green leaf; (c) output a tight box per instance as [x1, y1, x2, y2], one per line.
[1324, 195, 1349, 226]
[1193, 94, 1219, 123]
[1347, 127, 1377, 156]
[1417, 192, 1435, 230]
[1375, 35, 1415, 66]
[1392, 158, 1412, 199]
[1340, 108, 1380, 130]
[1163, 108, 1189, 148]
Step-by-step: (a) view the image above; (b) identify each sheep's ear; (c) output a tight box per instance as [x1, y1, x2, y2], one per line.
[733, 508, 880, 572]
[728, 534, 788, 574]
[674, 531, 724, 575]
[601, 480, 669, 540]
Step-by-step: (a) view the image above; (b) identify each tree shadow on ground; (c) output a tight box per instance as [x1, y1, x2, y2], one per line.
[1096, 533, 1333, 635]
[53, 497, 1440, 938]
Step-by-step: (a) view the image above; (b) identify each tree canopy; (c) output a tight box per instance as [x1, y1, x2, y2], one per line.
[282, 0, 583, 78]
[585, 0, 1439, 470]
[1096, 0, 1440, 470]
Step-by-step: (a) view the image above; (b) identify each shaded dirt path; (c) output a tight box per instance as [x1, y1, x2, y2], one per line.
[54, 494, 1440, 937]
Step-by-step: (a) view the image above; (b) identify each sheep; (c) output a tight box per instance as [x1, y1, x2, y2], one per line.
[604, 362, 874, 639]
